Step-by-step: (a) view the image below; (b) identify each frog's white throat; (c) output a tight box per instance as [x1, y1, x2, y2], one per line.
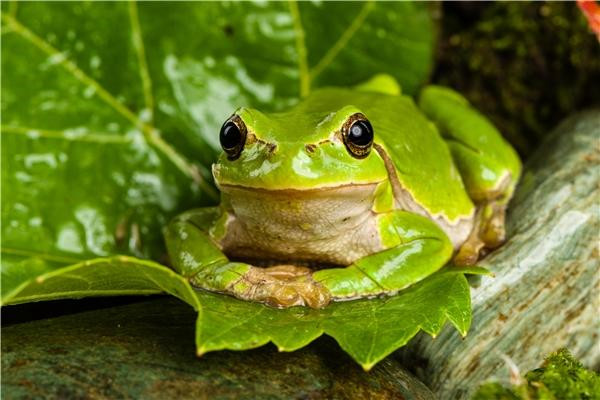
[216, 183, 383, 266]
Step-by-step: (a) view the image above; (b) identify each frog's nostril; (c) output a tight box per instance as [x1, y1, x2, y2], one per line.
[305, 144, 317, 154]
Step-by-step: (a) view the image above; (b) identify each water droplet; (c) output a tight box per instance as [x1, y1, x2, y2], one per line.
[112, 172, 126, 186]
[56, 223, 84, 253]
[83, 85, 96, 98]
[40, 101, 57, 111]
[204, 56, 216, 68]
[107, 122, 120, 132]
[47, 52, 66, 65]
[64, 127, 88, 139]
[13, 203, 29, 213]
[158, 101, 176, 116]
[126, 172, 178, 211]
[26, 130, 40, 139]
[15, 171, 33, 183]
[74, 206, 114, 255]
[139, 108, 152, 123]
[29, 217, 42, 227]
[24, 153, 58, 169]
[90, 55, 101, 70]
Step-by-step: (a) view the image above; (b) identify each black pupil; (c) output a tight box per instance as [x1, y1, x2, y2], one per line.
[348, 120, 373, 146]
[220, 121, 241, 150]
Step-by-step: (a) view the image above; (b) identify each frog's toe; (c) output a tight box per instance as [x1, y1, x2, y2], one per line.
[481, 203, 507, 248]
[232, 266, 330, 309]
[293, 276, 331, 309]
[453, 237, 485, 266]
[454, 201, 508, 265]
[262, 275, 331, 309]
[262, 284, 305, 308]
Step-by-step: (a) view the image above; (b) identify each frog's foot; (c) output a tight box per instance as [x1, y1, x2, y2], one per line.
[233, 266, 331, 309]
[453, 202, 507, 266]
[453, 228, 485, 266]
[481, 202, 507, 248]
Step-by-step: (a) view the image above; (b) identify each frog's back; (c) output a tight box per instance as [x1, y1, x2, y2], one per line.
[298, 88, 474, 226]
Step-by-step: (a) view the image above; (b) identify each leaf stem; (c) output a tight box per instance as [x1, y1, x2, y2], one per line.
[1, 125, 131, 144]
[2, 247, 85, 264]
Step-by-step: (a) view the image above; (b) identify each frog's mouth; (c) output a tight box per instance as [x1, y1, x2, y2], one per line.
[216, 182, 385, 267]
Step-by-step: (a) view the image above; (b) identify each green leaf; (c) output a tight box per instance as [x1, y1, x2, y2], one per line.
[2, 1, 434, 279]
[2, 257, 474, 370]
[1, 1, 439, 370]
[1, 256, 199, 309]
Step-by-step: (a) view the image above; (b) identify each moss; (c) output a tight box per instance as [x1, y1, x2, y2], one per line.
[472, 349, 600, 400]
[433, 2, 600, 156]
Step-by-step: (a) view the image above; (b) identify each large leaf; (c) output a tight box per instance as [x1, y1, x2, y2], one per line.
[1, 1, 435, 286]
[1, 255, 485, 370]
[1, 1, 441, 368]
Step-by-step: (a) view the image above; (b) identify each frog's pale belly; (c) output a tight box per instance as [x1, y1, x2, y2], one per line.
[216, 179, 476, 266]
[217, 183, 384, 266]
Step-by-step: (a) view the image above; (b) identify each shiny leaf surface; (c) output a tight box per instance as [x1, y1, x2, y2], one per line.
[2, 0, 434, 282]
[1, 1, 439, 368]
[2, 257, 483, 370]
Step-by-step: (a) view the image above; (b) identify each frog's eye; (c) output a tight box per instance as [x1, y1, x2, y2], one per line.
[342, 113, 373, 158]
[220, 115, 247, 160]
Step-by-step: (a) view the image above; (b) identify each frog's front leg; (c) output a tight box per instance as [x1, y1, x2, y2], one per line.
[418, 86, 522, 265]
[313, 211, 453, 299]
[164, 208, 331, 308]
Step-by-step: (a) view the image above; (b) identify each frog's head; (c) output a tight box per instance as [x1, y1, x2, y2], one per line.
[211, 101, 392, 253]
[212, 104, 388, 192]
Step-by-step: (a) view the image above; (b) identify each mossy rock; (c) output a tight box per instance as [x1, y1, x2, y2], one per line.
[434, 2, 600, 156]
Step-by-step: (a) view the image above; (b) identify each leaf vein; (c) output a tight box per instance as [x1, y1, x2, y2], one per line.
[2, 125, 132, 144]
[1, 247, 85, 264]
[288, 0, 310, 97]
[309, 0, 374, 82]
[201, 307, 266, 344]
[128, 1, 154, 124]
[1, 14, 217, 200]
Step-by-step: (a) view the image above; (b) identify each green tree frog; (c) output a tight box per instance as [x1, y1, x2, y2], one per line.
[165, 75, 521, 309]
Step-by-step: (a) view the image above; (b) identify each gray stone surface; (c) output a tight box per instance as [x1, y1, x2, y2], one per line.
[399, 110, 600, 398]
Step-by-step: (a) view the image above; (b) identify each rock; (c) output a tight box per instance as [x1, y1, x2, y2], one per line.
[398, 110, 600, 398]
[2, 297, 434, 400]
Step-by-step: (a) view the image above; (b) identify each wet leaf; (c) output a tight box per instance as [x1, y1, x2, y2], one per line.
[1, 1, 443, 369]
[2, 1, 435, 286]
[2, 256, 484, 370]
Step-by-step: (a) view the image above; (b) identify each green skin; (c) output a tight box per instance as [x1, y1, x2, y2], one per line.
[165, 75, 521, 309]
